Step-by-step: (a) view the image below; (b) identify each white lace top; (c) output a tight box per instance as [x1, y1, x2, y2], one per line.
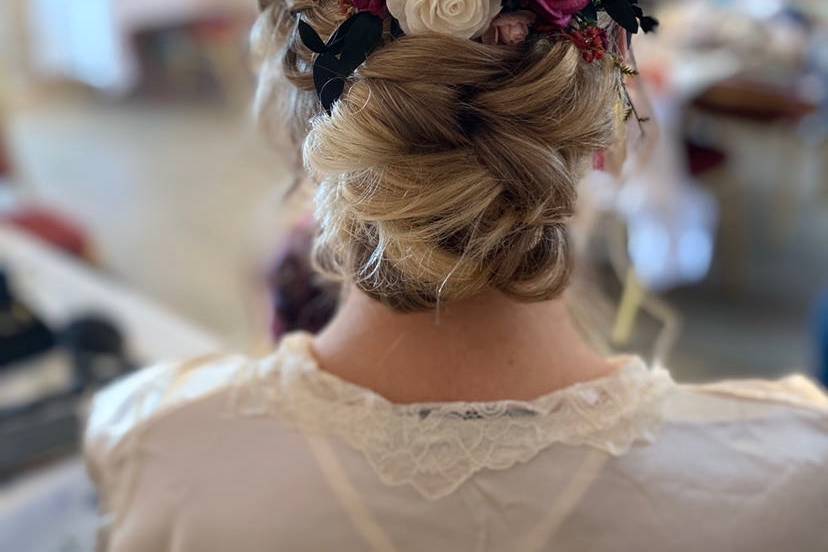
[85, 333, 828, 552]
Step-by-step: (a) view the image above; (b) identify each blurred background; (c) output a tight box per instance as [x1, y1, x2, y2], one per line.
[0, 0, 826, 549]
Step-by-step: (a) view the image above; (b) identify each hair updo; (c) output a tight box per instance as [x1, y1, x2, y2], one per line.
[254, 0, 621, 312]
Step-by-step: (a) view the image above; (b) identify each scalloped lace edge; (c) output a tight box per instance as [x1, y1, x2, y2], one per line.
[228, 334, 675, 500]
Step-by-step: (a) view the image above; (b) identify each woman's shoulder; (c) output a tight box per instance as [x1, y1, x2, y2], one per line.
[81, 341, 318, 546]
[668, 373, 828, 421]
[83, 352, 252, 465]
[83, 333, 315, 478]
[686, 373, 828, 409]
[84, 341, 828, 456]
[635, 374, 828, 517]
[659, 373, 828, 462]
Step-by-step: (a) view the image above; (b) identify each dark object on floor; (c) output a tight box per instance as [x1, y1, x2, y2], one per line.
[0, 269, 57, 368]
[0, 271, 134, 475]
[0, 315, 135, 475]
[0, 391, 82, 480]
[60, 315, 134, 390]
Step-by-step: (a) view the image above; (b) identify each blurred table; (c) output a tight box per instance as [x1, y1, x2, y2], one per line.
[0, 224, 222, 551]
[693, 77, 819, 123]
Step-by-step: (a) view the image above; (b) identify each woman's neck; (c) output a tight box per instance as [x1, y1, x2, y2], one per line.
[312, 286, 615, 404]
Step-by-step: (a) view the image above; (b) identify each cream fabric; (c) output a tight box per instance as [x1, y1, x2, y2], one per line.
[85, 333, 828, 551]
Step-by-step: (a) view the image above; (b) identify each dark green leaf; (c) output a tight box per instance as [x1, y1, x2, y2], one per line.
[325, 14, 359, 55]
[579, 3, 599, 22]
[298, 20, 327, 53]
[339, 13, 383, 71]
[314, 54, 346, 113]
[390, 18, 404, 38]
[603, 0, 639, 34]
[640, 16, 659, 33]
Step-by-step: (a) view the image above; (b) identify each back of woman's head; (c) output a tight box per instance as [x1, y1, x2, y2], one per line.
[255, 0, 624, 312]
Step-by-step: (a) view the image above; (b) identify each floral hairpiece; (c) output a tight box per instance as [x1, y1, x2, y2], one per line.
[299, 0, 658, 113]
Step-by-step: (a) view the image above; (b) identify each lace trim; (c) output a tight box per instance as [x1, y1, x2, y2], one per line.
[229, 333, 675, 500]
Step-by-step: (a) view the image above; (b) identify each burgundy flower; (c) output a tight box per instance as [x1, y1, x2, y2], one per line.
[348, 0, 387, 18]
[531, 0, 590, 28]
[568, 25, 609, 63]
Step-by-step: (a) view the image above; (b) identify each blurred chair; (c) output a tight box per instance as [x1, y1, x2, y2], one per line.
[688, 77, 821, 290]
[606, 221, 682, 368]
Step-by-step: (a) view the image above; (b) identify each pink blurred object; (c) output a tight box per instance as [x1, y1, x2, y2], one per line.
[0, 134, 12, 181]
[2, 208, 92, 261]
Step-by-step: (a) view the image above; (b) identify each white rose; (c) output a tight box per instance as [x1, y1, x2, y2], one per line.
[387, 0, 503, 39]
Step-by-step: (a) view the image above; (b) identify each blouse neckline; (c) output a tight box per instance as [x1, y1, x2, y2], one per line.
[230, 332, 676, 499]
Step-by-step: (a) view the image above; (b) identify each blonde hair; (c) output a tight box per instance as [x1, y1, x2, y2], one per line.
[255, 0, 620, 312]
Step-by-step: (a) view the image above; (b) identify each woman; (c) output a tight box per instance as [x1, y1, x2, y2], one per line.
[85, 1, 828, 550]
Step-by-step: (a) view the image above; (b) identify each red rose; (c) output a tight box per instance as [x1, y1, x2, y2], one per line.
[532, 0, 590, 28]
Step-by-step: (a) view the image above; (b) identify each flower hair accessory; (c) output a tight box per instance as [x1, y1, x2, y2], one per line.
[298, 12, 384, 113]
[388, 0, 503, 39]
[298, 0, 659, 113]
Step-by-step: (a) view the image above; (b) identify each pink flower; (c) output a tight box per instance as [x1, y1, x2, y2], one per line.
[349, 0, 387, 18]
[483, 10, 536, 45]
[531, 0, 590, 28]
